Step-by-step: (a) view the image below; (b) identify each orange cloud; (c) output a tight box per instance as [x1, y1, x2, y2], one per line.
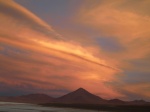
[77, 0, 150, 100]
[0, 0, 122, 99]
[78, 0, 150, 60]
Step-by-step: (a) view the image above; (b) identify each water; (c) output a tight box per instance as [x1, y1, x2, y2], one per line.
[0, 102, 107, 112]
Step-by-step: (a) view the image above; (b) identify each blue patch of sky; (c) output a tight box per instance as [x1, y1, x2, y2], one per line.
[0, 43, 30, 57]
[129, 58, 150, 67]
[96, 37, 125, 52]
[119, 70, 150, 84]
[14, 0, 82, 26]
[14, 0, 102, 42]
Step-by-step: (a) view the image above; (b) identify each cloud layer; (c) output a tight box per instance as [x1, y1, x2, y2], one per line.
[0, 0, 122, 99]
[0, 0, 150, 101]
[78, 0, 150, 100]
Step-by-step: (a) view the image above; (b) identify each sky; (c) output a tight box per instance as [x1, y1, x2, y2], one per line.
[0, 0, 150, 101]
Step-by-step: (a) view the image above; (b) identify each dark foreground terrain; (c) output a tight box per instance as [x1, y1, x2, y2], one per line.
[41, 103, 150, 112]
[0, 102, 98, 112]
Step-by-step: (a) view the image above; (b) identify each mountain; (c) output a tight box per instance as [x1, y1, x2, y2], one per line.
[0, 88, 149, 106]
[54, 88, 107, 104]
[0, 93, 54, 104]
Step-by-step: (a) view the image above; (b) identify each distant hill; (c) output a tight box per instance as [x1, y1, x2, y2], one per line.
[0, 93, 54, 104]
[108, 99, 126, 105]
[54, 88, 107, 104]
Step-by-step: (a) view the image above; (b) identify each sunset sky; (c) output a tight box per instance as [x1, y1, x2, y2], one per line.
[0, 0, 150, 101]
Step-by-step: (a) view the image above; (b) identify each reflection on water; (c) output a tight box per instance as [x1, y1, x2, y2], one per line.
[0, 102, 106, 112]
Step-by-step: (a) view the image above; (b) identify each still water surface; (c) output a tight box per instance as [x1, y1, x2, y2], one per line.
[0, 102, 108, 112]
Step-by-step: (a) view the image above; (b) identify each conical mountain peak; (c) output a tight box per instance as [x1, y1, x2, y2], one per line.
[75, 88, 87, 92]
[56, 88, 106, 104]
[77, 87, 85, 90]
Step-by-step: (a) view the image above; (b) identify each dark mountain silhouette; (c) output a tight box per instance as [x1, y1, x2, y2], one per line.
[0, 88, 150, 106]
[54, 88, 107, 104]
[0, 93, 54, 104]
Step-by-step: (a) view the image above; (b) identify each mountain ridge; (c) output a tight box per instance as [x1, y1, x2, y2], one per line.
[0, 88, 149, 105]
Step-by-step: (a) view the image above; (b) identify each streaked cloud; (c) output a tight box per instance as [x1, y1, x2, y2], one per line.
[0, 0, 149, 100]
[0, 0, 122, 99]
